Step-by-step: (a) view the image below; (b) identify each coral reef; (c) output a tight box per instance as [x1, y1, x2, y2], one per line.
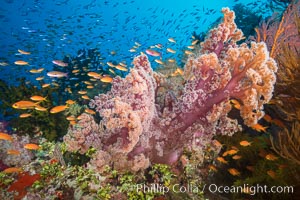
[64, 113, 102, 154]
[63, 8, 277, 172]
[0, 134, 34, 167]
[52, 48, 116, 102]
[0, 78, 69, 141]
[211, 130, 300, 200]
[254, 0, 300, 168]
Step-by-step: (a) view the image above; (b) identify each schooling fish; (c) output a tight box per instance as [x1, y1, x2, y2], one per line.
[30, 95, 47, 101]
[24, 143, 40, 150]
[52, 60, 68, 67]
[85, 108, 96, 115]
[168, 38, 176, 43]
[50, 105, 68, 114]
[14, 60, 29, 65]
[240, 140, 252, 147]
[18, 49, 31, 55]
[35, 105, 48, 111]
[12, 100, 39, 109]
[154, 59, 164, 65]
[216, 156, 228, 164]
[0, 132, 13, 141]
[7, 149, 21, 155]
[228, 168, 240, 176]
[100, 76, 113, 83]
[115, 65, 128, 71]
[265, 153, 278, 161]
[19, 113, 32, 118]
[251, 123, 268, 132]
[87, 71, 102, 79]
[47, 71, 68, 78]
[145, 49, 161, 57]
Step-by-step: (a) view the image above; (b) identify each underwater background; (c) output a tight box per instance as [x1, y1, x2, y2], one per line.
[0, 0, 299, 199]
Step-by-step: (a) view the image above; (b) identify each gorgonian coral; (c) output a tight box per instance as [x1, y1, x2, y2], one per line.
[64, 8, 277, 172]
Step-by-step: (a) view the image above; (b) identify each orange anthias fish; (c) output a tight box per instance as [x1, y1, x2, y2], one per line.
[52, 60, 68, 67]
[208, 164, 218, 172]
[168, 58, 176, 63]
[239, 140, 252, 147]
[65, 99, 76, 105]
[85, 108, 96, 115]
[232, 155, 242, 160]
[251, 123, 268, 132]
[47, 71, 68, 78]
[69, 120, 77, 125]
[191, 39, 199, 45]
[18, 49, 31, 55]
[24, 143, 40, 150]
[3, 167, 22, 173]
[35, 105, 47, 111]
[267, 170, 276, 179]
[50, 105, 68, 114]
[19, 113, 32, 118]
[7, 149, 21, 155]
[212, 139, 223, 148]
[168, 37, 176, 43]
[81, 95, 90, 100]
[14, 60, 29, 65]
[145, 49, 161, 57]
[87, 71, 101, 79]
[154, 59, 164, 65]
[115, 65, 128, 71]
[230, 99, 241, 110]
[187, 45, 195, 49]
[228, 168, 240, 176]
[66, 116, 76, 121]
[78, 90, 87, 95]
[265, 153, 278, 161]
[12, 100, 39, 109]
[222, 149, 238, 156]
[216, 157, 228, 164]
[109, 68, 116, 75]
[184, 50, 194, 55]
[166, 48, 176, 54]
[30, 95, 47, 101]
[106, 62, 115, 68]
[42, 83, 51, 88]
[100, 76, 113, 83]
[0, 132, 13, 141]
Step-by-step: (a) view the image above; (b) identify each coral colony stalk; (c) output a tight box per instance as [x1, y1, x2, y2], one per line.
[64, 8, 277, 172]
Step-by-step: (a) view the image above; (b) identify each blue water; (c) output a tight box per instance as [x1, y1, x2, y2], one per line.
[0, 0, 272, 85]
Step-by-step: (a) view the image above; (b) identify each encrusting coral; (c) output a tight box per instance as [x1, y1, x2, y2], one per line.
[64, 8, 277, 172]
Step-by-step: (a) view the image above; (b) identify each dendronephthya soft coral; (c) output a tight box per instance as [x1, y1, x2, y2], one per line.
[64, 8, 277, 172]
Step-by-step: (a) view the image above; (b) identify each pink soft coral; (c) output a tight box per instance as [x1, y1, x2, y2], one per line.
[64, 8, 277, 172]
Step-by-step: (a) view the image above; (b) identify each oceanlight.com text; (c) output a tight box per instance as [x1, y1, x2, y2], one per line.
[208, 183, 294, 196]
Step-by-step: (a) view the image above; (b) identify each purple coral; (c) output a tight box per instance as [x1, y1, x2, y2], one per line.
[64, 8, 277, 172]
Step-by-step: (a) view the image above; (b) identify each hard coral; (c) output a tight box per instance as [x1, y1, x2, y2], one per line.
[64, 8, 277, 172]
